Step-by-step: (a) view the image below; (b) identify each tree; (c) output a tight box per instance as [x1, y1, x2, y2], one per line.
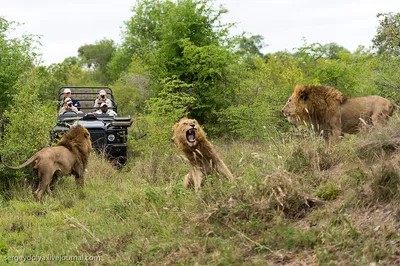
[110, 0, 237, 124]
[78, 39, 116, 84]
[372, 12, 400, 56]
[0, 68, 56, 168]
[0, 17, 37, 110]
[132, 76, 196, 155]
[234, 33, 265, 57]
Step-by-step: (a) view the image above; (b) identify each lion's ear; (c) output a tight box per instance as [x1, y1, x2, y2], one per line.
[300, 91, 308, 101]
[173, 122, 179, 132]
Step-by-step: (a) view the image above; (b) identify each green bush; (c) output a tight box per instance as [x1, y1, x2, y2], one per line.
[0, 68, 56, 181]
[129, 76, 196, 155]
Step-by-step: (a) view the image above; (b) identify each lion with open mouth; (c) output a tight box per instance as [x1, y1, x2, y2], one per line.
[173, 118, 234, 190]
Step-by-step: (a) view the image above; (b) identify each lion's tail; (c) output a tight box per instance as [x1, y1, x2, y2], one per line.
[1, 154, 37, 170]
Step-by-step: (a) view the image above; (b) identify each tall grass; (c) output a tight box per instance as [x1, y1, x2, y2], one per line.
[1, 119, 400, 264]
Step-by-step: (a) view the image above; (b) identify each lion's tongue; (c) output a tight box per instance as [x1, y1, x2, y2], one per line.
[188, 133, 195, 142]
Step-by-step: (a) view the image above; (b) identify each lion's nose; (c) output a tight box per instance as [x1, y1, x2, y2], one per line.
[190, 123, 195, 128]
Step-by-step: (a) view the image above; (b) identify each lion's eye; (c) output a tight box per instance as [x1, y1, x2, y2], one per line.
[289, 99, 292, 102]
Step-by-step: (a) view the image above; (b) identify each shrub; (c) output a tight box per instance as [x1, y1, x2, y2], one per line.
[129, 76, 196, 156]
[0, 68, 56, 182]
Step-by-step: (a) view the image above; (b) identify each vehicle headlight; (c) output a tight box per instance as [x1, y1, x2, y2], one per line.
[107, 134, 115, 142]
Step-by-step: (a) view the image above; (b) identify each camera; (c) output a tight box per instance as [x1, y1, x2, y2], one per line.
[101, 95, 105, 99]
[68, 103, 73, 107]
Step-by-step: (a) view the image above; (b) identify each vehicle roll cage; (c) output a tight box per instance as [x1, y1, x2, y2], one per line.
[57, 86, 117, 113]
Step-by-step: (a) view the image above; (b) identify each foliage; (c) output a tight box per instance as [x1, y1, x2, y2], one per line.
[109, 0, 236, 124]
[234, 33, 265, 57]
[373, 55, 400, 102]
[111, 58, 153, 116]
[0, 68, 56, 173]
[78, 38, 116, 84]
[217, 55, 299, 139]
[179, 39, 237, 122]
[43, 58, 94, 94]
[372, 12, 400, 56]
[0, 17, 37, 110]
[130, 76, 196, 155]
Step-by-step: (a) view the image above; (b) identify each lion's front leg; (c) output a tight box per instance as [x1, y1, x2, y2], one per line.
[75, 175, 84, 186]
[73, 171, 85, 187]
[183, 172, 193, 189]
[215, 158, 234, 181]
[184, 167, 203, 191]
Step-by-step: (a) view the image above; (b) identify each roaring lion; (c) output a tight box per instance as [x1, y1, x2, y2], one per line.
[1, 125, 92, 201]
[173, 118, 234, 190]
[281, 85, 345, 146]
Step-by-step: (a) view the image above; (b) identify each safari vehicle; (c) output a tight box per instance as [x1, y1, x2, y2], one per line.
[55, 86, 132, 165]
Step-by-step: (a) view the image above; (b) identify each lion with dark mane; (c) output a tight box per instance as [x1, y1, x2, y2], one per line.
[1, 125, 92, 201]
[281, 85, 345, 146]
[282, 85, 397, 144]
[173, 118, 234, 190]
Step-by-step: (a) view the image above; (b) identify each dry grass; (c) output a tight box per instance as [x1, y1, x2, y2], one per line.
[1, 118, 400, 264]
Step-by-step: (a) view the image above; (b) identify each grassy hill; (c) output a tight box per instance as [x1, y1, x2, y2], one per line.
[1, 117, 400, 265]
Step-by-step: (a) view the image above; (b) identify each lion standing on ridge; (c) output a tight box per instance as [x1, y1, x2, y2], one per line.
[281, 85, 345, 146]
[340, 95, 396, 134]
[282, 85, 397, 144]
[173, 118, 234, 190]
[1, 125, 92, 201]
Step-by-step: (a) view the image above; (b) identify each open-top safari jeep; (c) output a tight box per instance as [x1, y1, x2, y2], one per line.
[55, 86, 132, 165]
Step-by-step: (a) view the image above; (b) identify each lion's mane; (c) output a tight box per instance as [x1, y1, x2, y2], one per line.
[57, 125, 91, 172]
[173, 118, 234, 190]
[282, 85, 346, 145]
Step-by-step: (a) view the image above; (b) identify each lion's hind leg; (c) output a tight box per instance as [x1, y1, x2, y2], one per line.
[371, 111, 389, 128]
[184, 173, 194, 189]
[215, 159, 234, 181]
[34, 168, 55, 201]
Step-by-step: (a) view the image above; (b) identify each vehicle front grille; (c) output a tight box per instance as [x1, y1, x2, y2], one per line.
[90, 130, 106, 149]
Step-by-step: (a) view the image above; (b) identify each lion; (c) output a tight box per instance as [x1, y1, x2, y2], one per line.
[1, 125, 92, 201]
[340, 95, 396, 134]
[173, 118, 234, 190]
[282, 86, 397, 141]
[281, 85, 346, 146]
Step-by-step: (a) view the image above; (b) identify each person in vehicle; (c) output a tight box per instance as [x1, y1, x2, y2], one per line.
[94, 89, 113, 109]
[95, 102, 117, 117]
[62, 88, 81, 110]
[59, 98, 79, 115]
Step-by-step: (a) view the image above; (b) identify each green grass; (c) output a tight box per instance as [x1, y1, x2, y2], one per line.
[1, 119, 400, 265]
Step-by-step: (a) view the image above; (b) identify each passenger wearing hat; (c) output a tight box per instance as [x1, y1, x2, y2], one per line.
[59, 97, 79, 115]
[94, 89, 113, 109]
[62, 88, 81, 109]
[95, 102, 117, 117]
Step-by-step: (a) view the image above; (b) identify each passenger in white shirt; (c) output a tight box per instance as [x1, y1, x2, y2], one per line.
[95, 103, 117, 117]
